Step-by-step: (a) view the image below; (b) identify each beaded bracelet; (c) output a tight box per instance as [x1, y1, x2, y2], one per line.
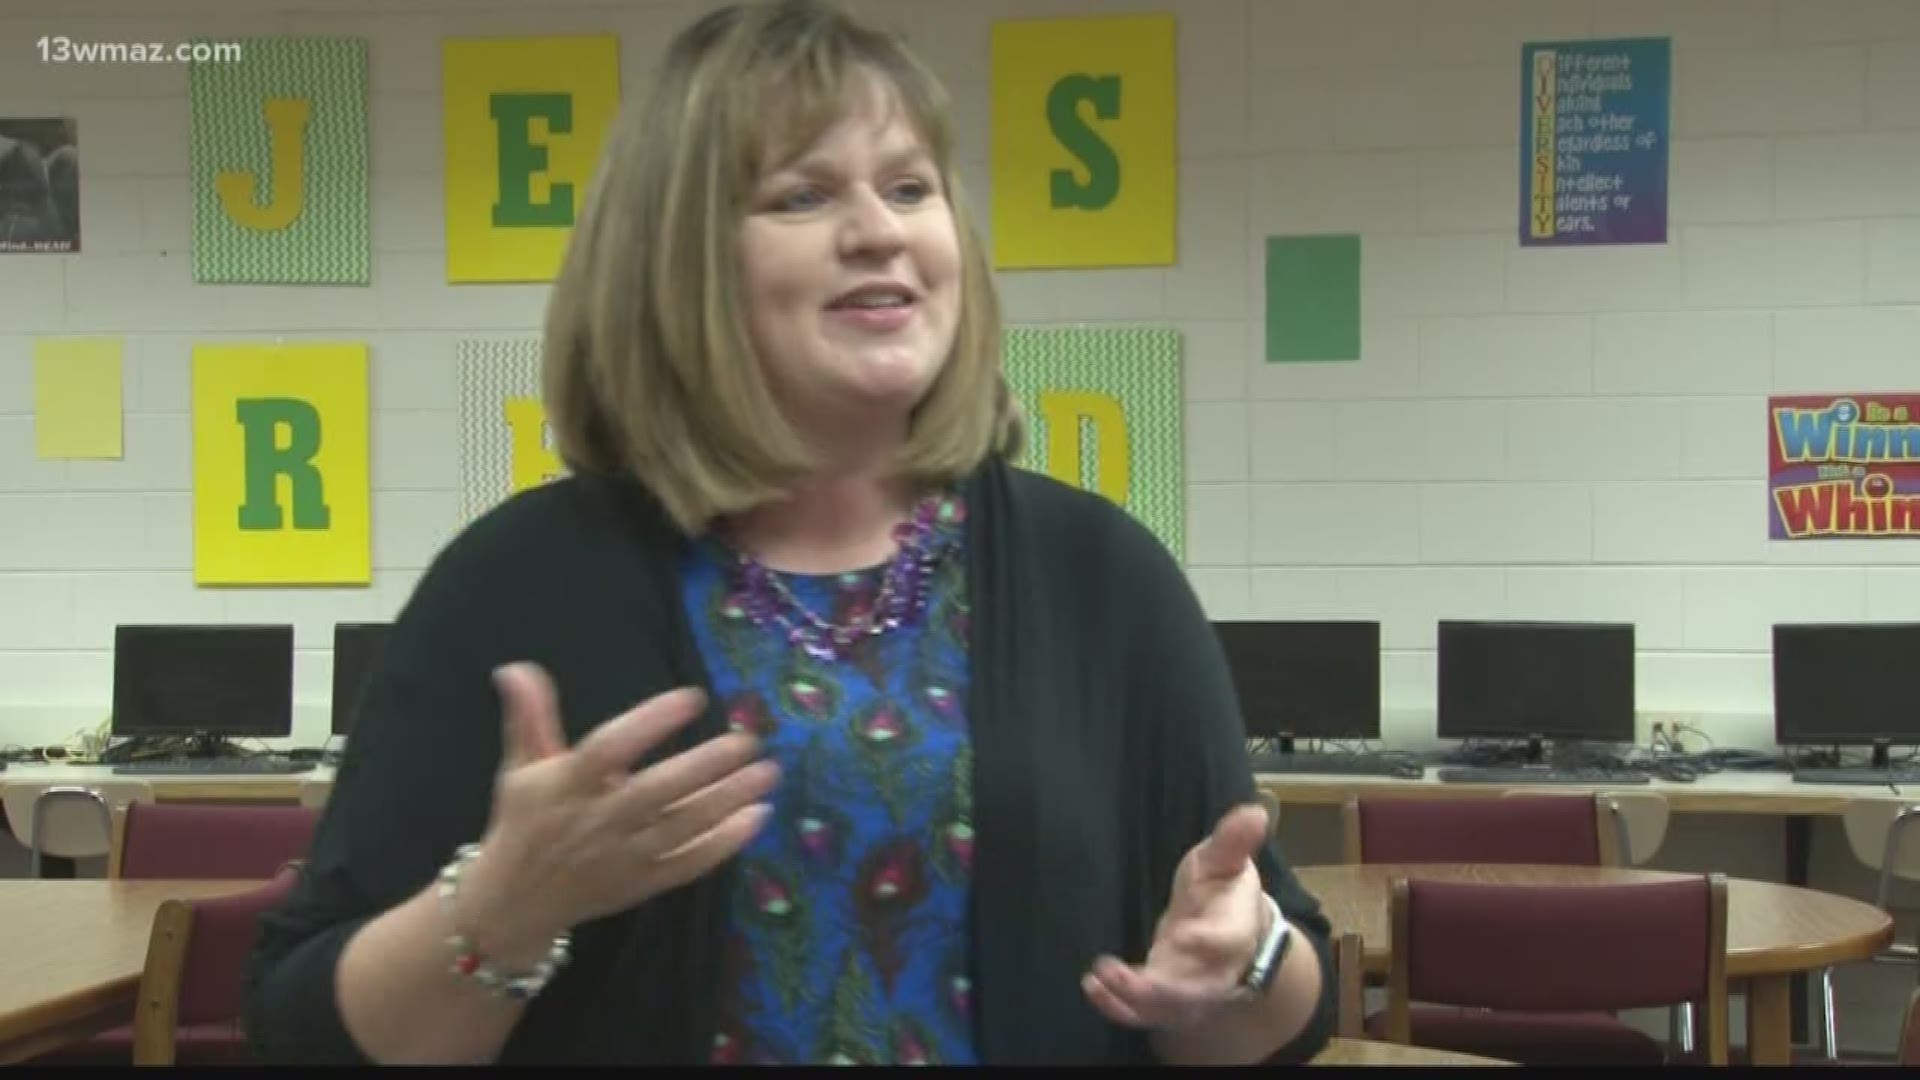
[435, 842, 573, 1001]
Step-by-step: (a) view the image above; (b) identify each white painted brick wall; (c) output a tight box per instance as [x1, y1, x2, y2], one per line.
[0, 1, 1914, 898]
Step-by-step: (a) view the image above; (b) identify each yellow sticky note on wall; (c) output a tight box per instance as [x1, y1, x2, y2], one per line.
[442, 35, 620, 283]
[990, 14, 1177, 269]
[34, 338, 123, 459]
[191, 342, 370, 585]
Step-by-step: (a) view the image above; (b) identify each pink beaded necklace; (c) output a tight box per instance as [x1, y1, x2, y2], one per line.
[728, 489, 964, 662]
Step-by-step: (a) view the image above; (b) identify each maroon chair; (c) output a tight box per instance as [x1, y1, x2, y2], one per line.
[132, 864, 304, 1064]
[25, 805, 318, 1066]
[1342, 795, 1647, 1061]
[1341, 794, 1618, 866]
[1385, 873, 1730, 1066]
[114, 802, 319, 880]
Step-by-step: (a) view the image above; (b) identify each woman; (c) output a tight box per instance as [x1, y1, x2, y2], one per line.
[244, 0, 1334, 1065]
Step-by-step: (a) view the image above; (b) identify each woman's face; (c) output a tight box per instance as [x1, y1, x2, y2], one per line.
[737, 72, 962, 443]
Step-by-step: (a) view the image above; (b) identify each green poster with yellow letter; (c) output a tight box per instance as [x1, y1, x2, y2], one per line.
[189, 37, 369, 284]
[191, 342, 369, 585]
[1003, 326, 1184, 560]
[990, 15, 1177, 269]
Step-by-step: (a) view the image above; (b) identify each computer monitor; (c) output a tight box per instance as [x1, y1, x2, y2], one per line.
[111, 624, 294, 753]
[330, 622, 391, 738]
[1773, 622, 1920, 769]
[1436, 620, 1636, 760]
[1212, 620, 1381, 750]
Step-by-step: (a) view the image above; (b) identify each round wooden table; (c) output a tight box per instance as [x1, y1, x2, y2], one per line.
[1297, 863, 1894, 1067]
[1312, 1036, 1512, 1065]
[0, 879, 264, 1063]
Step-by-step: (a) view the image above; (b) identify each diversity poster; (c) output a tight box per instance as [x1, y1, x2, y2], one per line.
[189, 37, 370, 283]
[1519, 36, 1669, 246]
[989, 14, 1176, 269]
[191, 342, 370, 584]
[1769, 394, 1920, 540]
[1002, 326, 1184, 559]
[33, 337, 122, 458]
[442, 35, 619, 283]
[457, 338, 564, 522]
[0, 118, 79, 253]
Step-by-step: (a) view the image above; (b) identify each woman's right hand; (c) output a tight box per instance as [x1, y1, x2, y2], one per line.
[449, 661, 779, 963]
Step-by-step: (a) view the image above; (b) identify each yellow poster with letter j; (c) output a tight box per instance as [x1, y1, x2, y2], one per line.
[192, 342, 369, 585]
[443, 35, 620, 283]
[991, 14, 1176, 269]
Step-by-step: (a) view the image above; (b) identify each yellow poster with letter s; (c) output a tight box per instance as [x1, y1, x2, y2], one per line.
[443, 35, 619, 282]
[192, 343, 369, 585]
[990, 14, 1176, 269]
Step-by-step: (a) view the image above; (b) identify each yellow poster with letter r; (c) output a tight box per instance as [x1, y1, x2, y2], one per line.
[990, 14, 1176, 269]
[443, 35, 620, 282]
[192, 342, 369, 585]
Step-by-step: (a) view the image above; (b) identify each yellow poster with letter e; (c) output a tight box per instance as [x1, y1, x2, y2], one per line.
[990, 14, 1176, 269]
[192, 342, 369, 585]
[443, 35, 619, 282]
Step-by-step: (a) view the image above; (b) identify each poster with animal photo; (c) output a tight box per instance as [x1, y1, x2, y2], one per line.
[0, 118, 79, 253]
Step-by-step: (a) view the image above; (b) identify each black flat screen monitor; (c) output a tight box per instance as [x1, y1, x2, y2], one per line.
[111, 624, 294, 741]
[1773, 622, 1920, 766]
[331, 622, 391, 737]
[1437, 620, 1635, 751]
[1212, 620, 1381, 745]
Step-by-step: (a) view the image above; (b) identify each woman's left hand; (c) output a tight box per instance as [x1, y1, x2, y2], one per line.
[1081, 803, 1272, 1030]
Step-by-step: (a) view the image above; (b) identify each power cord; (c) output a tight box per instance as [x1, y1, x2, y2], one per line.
[1670, 722, 1716, 755]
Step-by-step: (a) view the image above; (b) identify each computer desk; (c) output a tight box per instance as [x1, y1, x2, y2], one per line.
[0, 762, 332, 805]
[1256, 765, 1904, 817]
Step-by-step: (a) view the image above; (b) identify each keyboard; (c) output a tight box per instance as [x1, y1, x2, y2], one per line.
[112, 758, 315, 776]
[1793, 768, 1920, 785]
[1436, 766, 1650, 785]
[1251, 753, 1421, 778]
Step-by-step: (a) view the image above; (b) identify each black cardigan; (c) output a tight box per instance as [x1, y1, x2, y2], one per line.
[244, 455, 1336, 1065]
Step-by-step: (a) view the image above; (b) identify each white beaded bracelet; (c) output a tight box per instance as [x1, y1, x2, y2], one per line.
[435, 842, 573, 1001]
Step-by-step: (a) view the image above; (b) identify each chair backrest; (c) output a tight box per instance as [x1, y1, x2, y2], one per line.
[1492, 789, 1669, 865]
[295, 780, 330, 810]
[1598, 791, 1671, 866]
[1342, 795, 1615, 866]
[133, 865, 302, 1065]
[1255, 788, 1282, 843]
[1385, 872, 1729, 1064]
[1840, 800, 1920, 908]
[1900, 987, 1920, 1067]
[114, 802, 320, 880]
[1332, 931, 1364, 1037]
[2, 782, 155, 873]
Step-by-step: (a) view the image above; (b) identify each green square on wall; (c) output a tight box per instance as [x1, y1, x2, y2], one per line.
[1265, 234, 1360, 362]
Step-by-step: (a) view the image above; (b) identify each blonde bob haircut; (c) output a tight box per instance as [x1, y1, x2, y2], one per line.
[542, 0, 1024, 536]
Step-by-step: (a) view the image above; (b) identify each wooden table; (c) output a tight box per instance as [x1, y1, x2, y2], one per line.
[1311, 1036, 1512, 1065]
[1260, 767, 1909, 1048]
[0, 879, 261, 1064]
[1298, 863, 1895, 1067]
